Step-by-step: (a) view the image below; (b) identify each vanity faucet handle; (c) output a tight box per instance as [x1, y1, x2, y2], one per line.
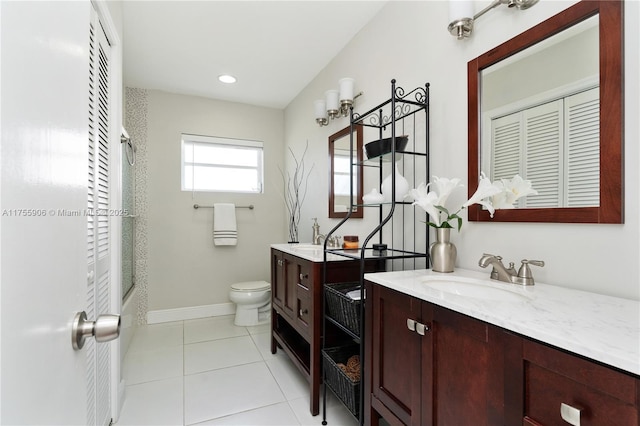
[517, 259, 544, 279]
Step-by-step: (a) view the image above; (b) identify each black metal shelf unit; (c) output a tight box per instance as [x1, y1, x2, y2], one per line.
[321, 79, 430, 425]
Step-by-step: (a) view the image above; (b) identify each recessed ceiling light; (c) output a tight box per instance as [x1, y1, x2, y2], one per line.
[218, 74, 237, 84]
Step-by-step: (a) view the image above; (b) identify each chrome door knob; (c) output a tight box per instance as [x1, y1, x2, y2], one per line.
[72, 311, 121, 350]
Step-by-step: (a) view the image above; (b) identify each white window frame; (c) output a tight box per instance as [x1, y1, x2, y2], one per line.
[181, 133, 264, 193]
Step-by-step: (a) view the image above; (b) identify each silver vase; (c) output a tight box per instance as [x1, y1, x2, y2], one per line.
[429, 228, 457, 273]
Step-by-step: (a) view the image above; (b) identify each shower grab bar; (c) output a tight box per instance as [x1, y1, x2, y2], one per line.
[193, 204, 254, 210]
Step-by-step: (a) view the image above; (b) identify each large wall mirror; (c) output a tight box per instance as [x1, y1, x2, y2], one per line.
[468, 0, 623, 223]
[329, 124, 363, 218]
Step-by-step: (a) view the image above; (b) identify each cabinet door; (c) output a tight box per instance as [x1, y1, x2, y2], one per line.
[282, 254, 300, 318]
[427, 306, 505, 426]
[271, 249, 286, 312]
[367, 283, 423, 426]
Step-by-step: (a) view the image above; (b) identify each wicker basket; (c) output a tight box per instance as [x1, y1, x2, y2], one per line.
[322, 345, 360, 418]
[324, 282, 362, 336]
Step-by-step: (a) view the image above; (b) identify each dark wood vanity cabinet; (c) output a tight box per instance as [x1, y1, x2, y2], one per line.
[364, 281, 640, 426]
[270, 248, 378, 416]
[364, 281, 510, 426]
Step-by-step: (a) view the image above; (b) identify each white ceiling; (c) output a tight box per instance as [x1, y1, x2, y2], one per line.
[122, 1, 388, 109]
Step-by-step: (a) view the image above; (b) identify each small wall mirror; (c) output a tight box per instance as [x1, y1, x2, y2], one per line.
[329, 124, 363, 218]
[468, 0, 623, 223]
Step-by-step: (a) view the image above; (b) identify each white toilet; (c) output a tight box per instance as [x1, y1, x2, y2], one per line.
[229, 281, 271, 326]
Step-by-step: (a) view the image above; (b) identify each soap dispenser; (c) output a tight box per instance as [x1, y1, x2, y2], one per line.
[312, 218, 320, 245]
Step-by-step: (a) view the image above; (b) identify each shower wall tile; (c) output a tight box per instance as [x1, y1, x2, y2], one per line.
[125, 87, 149, 325]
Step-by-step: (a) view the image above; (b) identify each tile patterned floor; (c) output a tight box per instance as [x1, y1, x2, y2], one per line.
[116, 316, 358, 426]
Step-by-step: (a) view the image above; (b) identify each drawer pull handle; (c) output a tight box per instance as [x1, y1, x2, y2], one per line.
[299, 273, 308, 280]
[299, 308, 308, 316]
[415, 322, 428, 336]
[407, 318, 416, 332]
[560, 403, 582, 426]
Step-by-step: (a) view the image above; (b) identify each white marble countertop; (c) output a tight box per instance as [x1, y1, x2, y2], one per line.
[364, 268, 640, 376]
[271, 243, 350, 262]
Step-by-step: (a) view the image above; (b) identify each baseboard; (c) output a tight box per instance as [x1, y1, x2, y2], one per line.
[146, 302, 236, 324]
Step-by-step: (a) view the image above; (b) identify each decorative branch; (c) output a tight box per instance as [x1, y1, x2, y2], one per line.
[278, 141, 314, 243]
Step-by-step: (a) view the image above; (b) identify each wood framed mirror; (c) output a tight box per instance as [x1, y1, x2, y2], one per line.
[467, 0, 623, 223]
[329, 124, 363, 218]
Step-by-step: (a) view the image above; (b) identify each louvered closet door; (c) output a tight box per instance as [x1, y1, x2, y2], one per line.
[491, 113, 523, 181]
[564, 87, 600, 207]
[523, 100, 563, 208]
[87, 7, 113, 426]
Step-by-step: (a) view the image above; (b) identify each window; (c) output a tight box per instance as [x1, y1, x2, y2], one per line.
[333, 149, 358, 197]
[181, 134, 264, 193]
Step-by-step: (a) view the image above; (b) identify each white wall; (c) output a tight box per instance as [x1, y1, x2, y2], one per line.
[285, 0, 639, 300]
[143, 89, 286, 312]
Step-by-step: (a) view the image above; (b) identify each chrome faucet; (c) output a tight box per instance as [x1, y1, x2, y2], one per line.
[312, 218, 321, 244]
[315, 234, 341, 248]
[312, 218, 341, 247]
[478, 253, 544, 286]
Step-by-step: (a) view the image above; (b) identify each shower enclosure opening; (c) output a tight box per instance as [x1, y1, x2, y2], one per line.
[121, 128, 136, 300]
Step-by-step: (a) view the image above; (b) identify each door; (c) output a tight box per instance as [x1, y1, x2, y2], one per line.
[87, 6, 116, 425]
[1, 2, 118, 424]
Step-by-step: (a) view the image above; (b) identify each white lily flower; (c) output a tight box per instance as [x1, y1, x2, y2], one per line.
[408, 173, 536, 228]
[492, 175, 538, 209]
[408, 183, 443, 226]
[504, 175, 538, 200]
[430, 176, 464, 207]
[490, 189, 516, 210]
[462, 172, 503, 217]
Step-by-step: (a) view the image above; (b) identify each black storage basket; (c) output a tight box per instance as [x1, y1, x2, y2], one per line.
[322, 345, 360, 418]
[324, 282, 362, 336]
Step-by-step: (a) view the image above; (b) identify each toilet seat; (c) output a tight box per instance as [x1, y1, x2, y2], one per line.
[230, 281, 270, 292]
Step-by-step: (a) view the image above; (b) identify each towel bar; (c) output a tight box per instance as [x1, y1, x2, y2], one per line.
[193, 204, 254, 210]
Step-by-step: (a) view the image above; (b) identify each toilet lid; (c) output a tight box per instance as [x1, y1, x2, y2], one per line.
[231, 281, 270, 291]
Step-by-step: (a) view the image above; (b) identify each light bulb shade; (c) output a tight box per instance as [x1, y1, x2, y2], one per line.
[325, 90, 339, 112]
[338, 78, 355, 102]
[449, 0, 474, 21]
[314, 99, 327, 119]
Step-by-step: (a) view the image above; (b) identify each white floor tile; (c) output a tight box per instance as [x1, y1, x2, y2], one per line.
[184, 335, 263, 375]
[116, 377, 184, 426]
[246, 323, 270, 336]
[184, 316, 248, 344]
[194, 402, 300, 426]
[250, 331, 280, 361]
[184, 362, 286, 425]
[288, 392, 359, 426]
[128, 321, 184, 353]
[265, 355, 309, 401]
[123, 345, 183, 385]
[121, 315, 362, 426]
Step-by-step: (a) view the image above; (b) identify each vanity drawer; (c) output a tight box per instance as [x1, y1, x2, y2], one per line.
[297, 261, 312, 290]
[523, 339, 639, 425]
[295, 283, 311, 339]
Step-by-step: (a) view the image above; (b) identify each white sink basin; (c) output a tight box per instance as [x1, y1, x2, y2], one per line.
[291, 244, 321, 250]
[423, 276, 530, 302]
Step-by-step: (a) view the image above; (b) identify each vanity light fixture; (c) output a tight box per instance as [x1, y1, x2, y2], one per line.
[314, 77, 363, 126]
[448, 0, 539, 40]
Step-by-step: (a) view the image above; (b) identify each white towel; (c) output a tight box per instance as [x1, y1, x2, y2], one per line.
[213, 203, 237, 246]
